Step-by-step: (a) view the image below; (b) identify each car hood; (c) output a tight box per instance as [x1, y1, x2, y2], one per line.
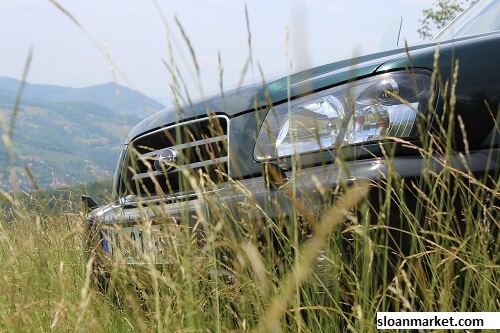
[127, 38, 458, 141]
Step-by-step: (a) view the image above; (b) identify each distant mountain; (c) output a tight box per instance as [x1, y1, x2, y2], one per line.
[0, 77, 164, 118]
[0, 77, 165, 191]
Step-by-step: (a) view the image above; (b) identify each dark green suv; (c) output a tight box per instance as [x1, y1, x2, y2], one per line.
[83, 0, 499, 281]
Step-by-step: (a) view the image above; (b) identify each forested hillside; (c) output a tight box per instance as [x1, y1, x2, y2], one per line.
[0, 78, 164, 190]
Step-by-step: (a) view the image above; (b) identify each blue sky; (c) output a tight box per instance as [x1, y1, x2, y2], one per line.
[0, 0, 436, 104]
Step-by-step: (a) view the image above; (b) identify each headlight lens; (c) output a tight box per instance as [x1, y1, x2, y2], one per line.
[254, 71, 431, 161]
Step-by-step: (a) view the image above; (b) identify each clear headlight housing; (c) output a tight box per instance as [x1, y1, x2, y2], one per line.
[254, 70, 431, 161]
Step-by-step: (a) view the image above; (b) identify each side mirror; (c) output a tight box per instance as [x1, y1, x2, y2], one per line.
[81, 195, 99, 211]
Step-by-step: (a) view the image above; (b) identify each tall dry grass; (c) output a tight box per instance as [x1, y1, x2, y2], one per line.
[0, 2, 498, 332]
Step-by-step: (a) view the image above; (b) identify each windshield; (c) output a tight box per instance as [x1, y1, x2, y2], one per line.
[436, 0, 500, 39]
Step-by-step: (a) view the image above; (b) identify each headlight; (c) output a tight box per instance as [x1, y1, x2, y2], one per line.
[254, 70, 432, 161]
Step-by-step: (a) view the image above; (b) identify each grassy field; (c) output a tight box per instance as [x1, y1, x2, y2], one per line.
[1, 5, 499, 331]
[0, 98, 498, 332]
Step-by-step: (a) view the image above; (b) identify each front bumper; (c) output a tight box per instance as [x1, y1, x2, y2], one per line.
[87, 148, 500, 228]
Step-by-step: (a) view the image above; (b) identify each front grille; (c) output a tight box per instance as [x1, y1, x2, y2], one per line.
[123, 115, 229, 202]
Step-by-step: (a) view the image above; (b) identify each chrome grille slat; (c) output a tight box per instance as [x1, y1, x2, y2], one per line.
[141, 136, 227, 158]
[131, 156, 229, 180]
